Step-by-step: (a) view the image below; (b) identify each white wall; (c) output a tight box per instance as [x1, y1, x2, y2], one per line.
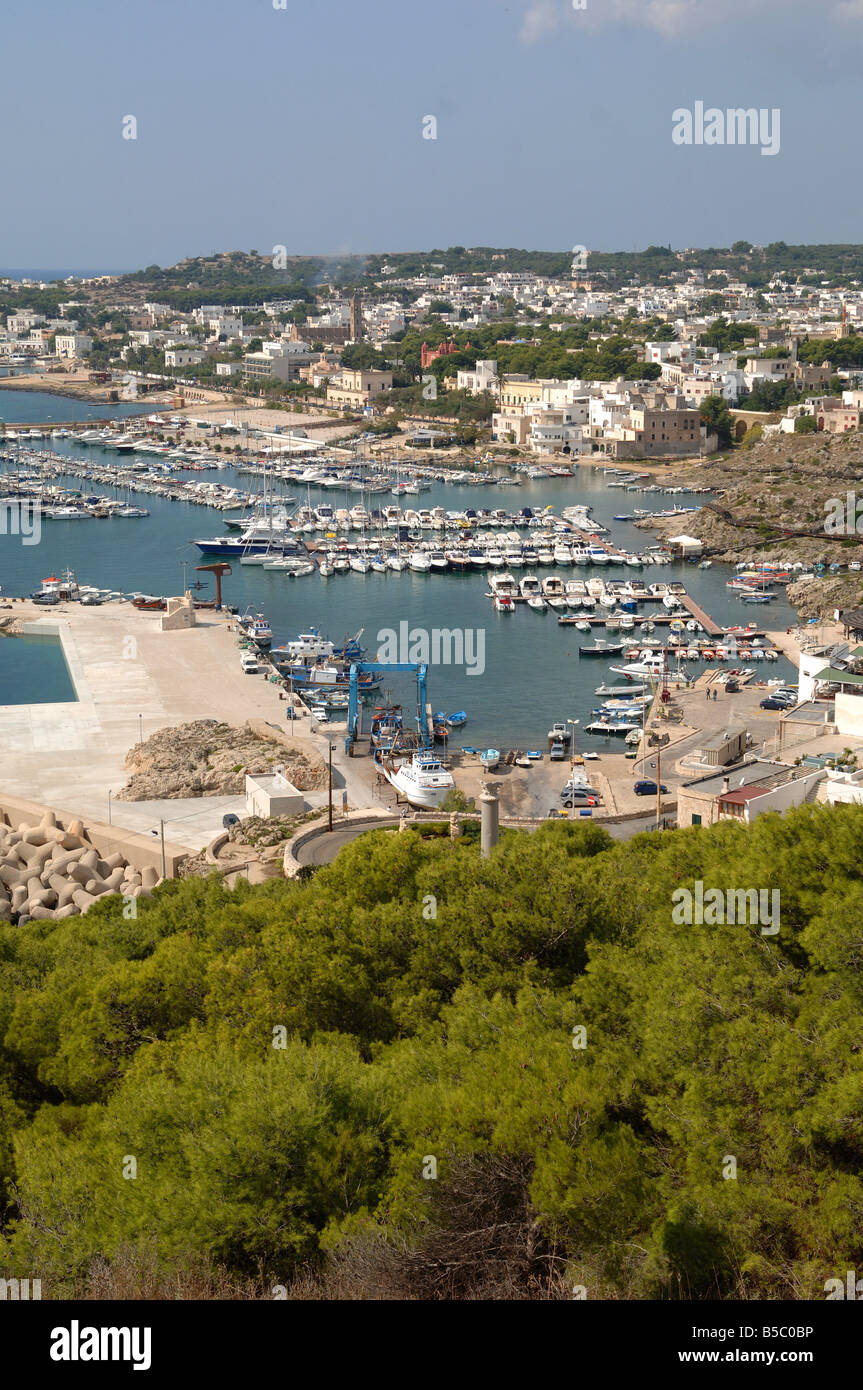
[835, 690, 863, 737]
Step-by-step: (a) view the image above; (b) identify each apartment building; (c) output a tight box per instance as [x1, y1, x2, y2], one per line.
[525, 403, 589, 457]
[626, 395, 703, 456]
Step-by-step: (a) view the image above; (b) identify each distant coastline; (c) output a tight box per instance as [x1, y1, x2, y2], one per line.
[0, 268, 129, 281]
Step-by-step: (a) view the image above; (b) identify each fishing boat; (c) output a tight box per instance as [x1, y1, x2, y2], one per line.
[480, 749, 500, 770]
[375, 748, 455, 809]
[579, 639, 625, 658]
[447, 711, 468, 728]
[239, 612, 272, 648]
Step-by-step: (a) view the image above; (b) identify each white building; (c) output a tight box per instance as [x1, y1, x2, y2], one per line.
[164, 346, 204, 368]
[455, 359, 498, 395]
[55, 333, 93, 359]
[245, 769, 304, 818]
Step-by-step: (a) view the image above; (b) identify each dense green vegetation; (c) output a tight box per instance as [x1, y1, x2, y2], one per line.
[1, 805, 861, 1300]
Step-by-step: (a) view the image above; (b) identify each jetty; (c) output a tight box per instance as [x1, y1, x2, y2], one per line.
[677, 592, 723, 636]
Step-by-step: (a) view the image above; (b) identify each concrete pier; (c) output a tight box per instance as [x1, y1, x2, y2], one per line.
[0, 601, 325, 850]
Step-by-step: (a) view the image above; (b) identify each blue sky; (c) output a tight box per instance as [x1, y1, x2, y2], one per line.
[3, 0, 863, 268]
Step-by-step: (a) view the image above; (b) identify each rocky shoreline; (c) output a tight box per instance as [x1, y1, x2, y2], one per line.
[0, 378, 120, 405]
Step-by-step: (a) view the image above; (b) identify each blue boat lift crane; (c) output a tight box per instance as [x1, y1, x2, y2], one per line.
[346, 662, 430, 752]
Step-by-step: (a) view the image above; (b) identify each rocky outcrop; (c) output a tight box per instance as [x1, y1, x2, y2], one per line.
[117, 719, 326, 801]
[636, 430, 863, 566]
[0, 809, 159, 924]
[786, 574, 863, 621]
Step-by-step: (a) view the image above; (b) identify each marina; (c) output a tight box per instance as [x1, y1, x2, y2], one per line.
[0, 427, 803, 755]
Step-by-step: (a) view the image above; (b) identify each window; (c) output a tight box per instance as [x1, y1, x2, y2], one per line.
[691, 813, 702, 826]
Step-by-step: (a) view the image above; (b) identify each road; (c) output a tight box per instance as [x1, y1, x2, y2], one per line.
[294, 809, 668, 868]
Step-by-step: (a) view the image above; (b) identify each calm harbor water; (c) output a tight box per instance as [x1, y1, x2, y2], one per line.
[0, 388, 153, 424]
[0, 634, 77, 705]
[0, 432, 799, 745]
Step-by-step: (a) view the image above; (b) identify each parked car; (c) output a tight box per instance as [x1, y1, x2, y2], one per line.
[549, 739, 567, 761]
[222, 813, 240, 830]
[724, 679, 740, 693]
[760, 696, 790, 710]
[634, 780, 668, 796]
[560, 783, 599, 808]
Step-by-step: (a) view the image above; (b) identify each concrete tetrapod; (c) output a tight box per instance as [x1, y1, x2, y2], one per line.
[0, 811, 165, 924]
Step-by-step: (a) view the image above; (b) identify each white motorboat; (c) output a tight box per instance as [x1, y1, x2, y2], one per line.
[408, 550, 432, 572]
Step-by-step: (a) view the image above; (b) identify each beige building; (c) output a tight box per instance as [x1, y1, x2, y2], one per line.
[498, 376, 544, 408]
[816, 399, 861, 434]
[326, 367, 393, 406]
[677, 761, 824, 829]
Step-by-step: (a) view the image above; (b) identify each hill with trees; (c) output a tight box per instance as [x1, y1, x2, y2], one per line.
[1, 804, 861, 1300]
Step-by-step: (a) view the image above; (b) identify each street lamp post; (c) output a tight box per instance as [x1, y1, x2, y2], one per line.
[328, 742, 334, 832]
[566, 719, 580, 820]
[107, 789, 112, 826]
[138, 714, 143, 749]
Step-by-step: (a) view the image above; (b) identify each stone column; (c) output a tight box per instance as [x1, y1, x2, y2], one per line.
[480, 783, 500, 859]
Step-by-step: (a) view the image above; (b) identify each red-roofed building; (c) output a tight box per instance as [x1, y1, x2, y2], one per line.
[420, 340, 470, 370]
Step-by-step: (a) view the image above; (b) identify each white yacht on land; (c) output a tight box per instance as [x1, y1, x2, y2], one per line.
[376, 748, 455, 809]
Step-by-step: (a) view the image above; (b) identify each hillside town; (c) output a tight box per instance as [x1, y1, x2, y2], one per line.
[5, 248, 863, 461]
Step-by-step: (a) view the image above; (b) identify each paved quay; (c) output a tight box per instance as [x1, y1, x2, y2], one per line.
[0, 601, 336, 851]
